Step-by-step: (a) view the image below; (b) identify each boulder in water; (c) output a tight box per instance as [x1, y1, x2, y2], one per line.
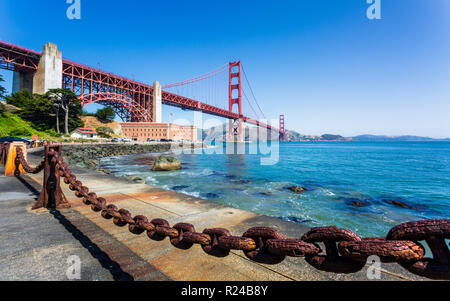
[349, 200, 370, 207]
[257, 191, 274, 197]
[385, 199, 414, 209]
[201, 192, 220, 199]
[98, 168, 111, 174]
[152, 156, 181, 171]
[130, 176, 146, 184]
[172, 185, 189, 191]
[122, 174, 146, 184]
[287, 186, 308, 194]
[85, 159, 99, 168]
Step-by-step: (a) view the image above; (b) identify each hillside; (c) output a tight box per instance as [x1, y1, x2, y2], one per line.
[285, 130, 351, 141]
[0, 112, 50, 138]
[81, 116, 124, 138]
[0, 110, 124, 140]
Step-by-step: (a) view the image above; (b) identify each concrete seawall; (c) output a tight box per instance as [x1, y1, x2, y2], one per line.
[0, 147, 428, 281]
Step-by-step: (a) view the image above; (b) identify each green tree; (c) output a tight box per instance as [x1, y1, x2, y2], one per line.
[5, 89, 83, 134]
[46, 89, 83, 134]
[0, 74, 6, 98]
[0, 102, 5, 117]
[96, 126, 114, 138]
[5, 90, 54, 130]
[81, 110, 96, 117]
[95, 106, 116, 122]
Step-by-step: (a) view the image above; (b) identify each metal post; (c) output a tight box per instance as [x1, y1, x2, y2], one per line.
[4, 142, 25, 176]
[32, 145, 70, 210]
[0, 143, 9, 165]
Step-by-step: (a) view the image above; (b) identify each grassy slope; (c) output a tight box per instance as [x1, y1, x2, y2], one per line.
[0, 112, 52, 138]
[0, 112, 106, 142]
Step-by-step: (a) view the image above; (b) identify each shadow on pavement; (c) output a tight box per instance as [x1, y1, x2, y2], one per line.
[15, 175, 134, 281]
[49, 209, 135, 281]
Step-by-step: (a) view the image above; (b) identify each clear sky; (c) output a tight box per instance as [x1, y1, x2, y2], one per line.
[1, 0, 449, 138]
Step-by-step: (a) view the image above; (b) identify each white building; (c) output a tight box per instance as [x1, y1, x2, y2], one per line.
[70, 128, 98, 139]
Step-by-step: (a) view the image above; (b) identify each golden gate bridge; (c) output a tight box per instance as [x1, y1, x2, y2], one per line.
[0, 41, 287, 141]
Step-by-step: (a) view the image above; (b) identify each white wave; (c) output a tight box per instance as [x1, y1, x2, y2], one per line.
[145, 176, 158, 184]
[180, 190, 201, 198]
[178, 169, 214, 177]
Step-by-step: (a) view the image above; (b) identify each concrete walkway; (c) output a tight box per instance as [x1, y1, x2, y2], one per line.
[0, 151, 428, 281]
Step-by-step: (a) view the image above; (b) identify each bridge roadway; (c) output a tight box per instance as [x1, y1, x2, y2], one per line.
[0, 149, 425, 281]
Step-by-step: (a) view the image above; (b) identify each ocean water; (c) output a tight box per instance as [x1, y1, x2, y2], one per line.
[99, 141, 450, 237]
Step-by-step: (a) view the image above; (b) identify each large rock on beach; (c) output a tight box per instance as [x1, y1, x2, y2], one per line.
[130, 176, 146, 184]
[287, 186, 308, 194]
[122, 175, 146, 184]
[85, 159, 99, 168]
[152, 156, 182, 171]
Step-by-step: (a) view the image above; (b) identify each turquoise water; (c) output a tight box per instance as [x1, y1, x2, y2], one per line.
[99, 141, 450, 237]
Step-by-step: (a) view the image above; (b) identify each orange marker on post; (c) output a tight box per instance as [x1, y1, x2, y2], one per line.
[4, 142, 26, 176]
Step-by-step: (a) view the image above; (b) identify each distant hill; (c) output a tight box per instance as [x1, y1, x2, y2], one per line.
[201, 125, 449, 142]
[202, 125, 350, 142]
[351, 135, 449, 141]
[202, 123, 279, 142]
[285, 130, 351, 141]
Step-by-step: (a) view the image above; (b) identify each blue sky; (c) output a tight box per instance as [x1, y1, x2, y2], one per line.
[1, 0, 449, 138]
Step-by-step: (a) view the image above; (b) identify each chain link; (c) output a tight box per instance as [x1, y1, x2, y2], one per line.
[15, 147, 46, 174]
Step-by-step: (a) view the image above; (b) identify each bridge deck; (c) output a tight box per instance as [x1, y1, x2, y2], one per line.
[0, 152, 425, 281]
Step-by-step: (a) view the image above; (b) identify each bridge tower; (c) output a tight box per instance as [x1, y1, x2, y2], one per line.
[280, 115, 286, 141]
[12, 42, 62, 94]
[228, 61, 243, 142]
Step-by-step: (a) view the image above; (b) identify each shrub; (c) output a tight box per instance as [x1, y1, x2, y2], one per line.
[0, 102, 5, 116]
[9, 128, 32, 137]
[95, 106, 116, 122]
[96, 126, 114, 138]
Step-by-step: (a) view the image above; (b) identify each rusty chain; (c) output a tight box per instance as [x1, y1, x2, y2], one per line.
[15, 147, 46, 174]
[11, 146, 450, 280]
[0, 142, 10, 165]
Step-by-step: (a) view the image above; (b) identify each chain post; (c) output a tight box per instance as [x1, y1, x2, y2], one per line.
[0, 143, 8, 165]
[32, 145, 71, 210]
[4, 142, 26, 176]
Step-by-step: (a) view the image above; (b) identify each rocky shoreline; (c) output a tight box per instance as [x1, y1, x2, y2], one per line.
[58, 142, 203, 166]
[50, 142, 203, 184]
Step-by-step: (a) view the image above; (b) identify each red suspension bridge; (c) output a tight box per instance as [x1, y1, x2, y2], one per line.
[0, 41, 287, 141]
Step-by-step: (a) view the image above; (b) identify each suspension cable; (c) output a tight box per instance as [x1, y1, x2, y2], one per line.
[162, 63, 229, 89]
[241, 64, 266, 120]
